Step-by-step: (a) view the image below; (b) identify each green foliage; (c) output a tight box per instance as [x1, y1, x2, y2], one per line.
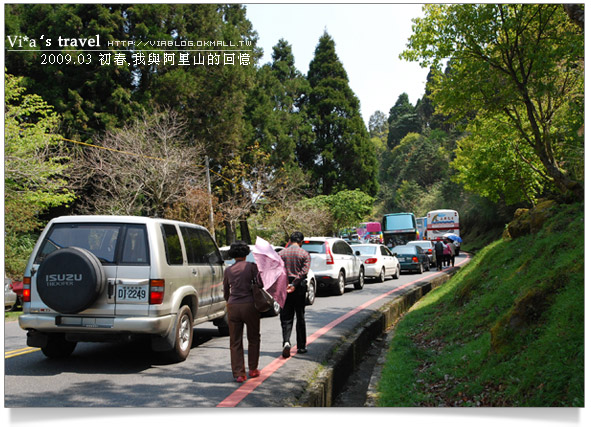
[451, 115, 546, 205]
[387, 93, 421, 148]
[243, 39, 312, 174]
[380, 132, 448, 213]
[300, 189, 375, 234]
[378, 203, 584, 406]
[4, 73, 75, 278]
[368, 111, 388, 142]
[402, 4, 584, 202]
[5, 4, 136, 140]
[304, 32, 379, 196]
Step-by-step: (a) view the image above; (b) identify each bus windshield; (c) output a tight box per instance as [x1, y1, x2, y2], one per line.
[383, 214, 415, 231]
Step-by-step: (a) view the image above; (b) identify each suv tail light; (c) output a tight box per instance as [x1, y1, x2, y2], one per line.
[23, 277, 31, 303]
[325, 242, 334, 265]
[365, 258, 378, 264]
[149, 279, 165, 304]
[412, 256, 419, 263]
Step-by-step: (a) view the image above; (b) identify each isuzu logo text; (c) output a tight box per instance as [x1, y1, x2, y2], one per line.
[46, 274, 83, 286]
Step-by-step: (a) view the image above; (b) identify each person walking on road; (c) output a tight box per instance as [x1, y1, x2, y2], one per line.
[446, 239, 456, 267]
[434, 239, 445, 271]
[442, 240, 451, 267]
[223, 241, 262, 383]
[279, 231, 311, 358]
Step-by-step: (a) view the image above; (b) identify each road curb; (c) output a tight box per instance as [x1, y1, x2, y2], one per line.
[297, 268, 460, 407]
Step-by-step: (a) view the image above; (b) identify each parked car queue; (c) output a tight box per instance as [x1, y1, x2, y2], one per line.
[5, 236, 446, 314]
[11, 215, 456, 365]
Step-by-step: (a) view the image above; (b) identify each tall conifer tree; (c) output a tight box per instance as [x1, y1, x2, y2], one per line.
[304, 31, 378, 196]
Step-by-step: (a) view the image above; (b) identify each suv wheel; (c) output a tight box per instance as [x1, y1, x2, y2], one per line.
[354, 268, 364, 290]
[334, 271, 346, 295]
[41, 334, 77, 358]
[169, 305, 193, 362]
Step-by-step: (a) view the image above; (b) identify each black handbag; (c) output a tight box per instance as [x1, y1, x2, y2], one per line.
[251, 280, 275, 312]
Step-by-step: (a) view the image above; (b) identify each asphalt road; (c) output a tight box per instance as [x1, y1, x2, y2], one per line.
[4, 254, 469, 408]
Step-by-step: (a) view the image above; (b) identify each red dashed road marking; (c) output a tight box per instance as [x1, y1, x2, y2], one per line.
[217, 255, 470, 407]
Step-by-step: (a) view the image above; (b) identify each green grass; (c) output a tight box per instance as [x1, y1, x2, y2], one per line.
[377, 202, 584, 407]
[4, 310, 21, 322]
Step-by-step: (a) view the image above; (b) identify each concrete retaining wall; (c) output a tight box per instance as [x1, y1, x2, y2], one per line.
[297, 269, 458, 407]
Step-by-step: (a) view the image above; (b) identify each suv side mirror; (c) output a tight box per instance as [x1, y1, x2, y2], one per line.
[355, 251, 361, 256]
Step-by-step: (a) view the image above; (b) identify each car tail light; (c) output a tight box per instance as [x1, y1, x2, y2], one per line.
[365, 258, 378, 264]
[412, 256, 419, 263]
[23, 277, 31, 303]
[149, 279, 165, 304]
[325, 242, 334, 265]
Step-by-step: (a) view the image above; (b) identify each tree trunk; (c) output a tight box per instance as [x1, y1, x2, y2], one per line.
[239, 219, 252, 244]
[225, 220, 236, 246]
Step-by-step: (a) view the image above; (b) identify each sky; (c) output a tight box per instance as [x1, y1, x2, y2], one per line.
[245, 2, 429, 126]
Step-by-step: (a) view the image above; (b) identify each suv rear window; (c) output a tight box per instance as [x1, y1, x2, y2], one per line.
[34, 223, 149, 265]
[301, 241, 327, 254]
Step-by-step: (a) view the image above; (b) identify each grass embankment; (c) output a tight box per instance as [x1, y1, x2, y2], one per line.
[5, 311, 21, 322]
[378, 203, 584, 407]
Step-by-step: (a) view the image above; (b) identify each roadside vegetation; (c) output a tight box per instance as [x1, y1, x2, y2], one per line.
[4, 5, 583, 282]
[377, 202, 584, 406]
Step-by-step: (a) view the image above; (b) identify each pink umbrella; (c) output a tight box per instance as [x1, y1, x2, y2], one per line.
[252, 236, 287, 308]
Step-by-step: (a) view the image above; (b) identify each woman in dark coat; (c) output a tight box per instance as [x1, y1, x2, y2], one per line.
[222, 241, 261, 383]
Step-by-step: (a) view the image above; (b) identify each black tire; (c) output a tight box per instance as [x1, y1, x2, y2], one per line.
[393, 265, 400, 279]
[41, 334, 77, 358]
[306, 278, 316, 306]
[36, 247, 106, 314]
[168, 305, 193, 362]
[334, 271, 346, 295]
[378, 267, 386, 283]
[354, 268, 364, 290]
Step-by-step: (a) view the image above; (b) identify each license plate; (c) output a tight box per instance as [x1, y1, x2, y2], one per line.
[116, 285, 148, 303]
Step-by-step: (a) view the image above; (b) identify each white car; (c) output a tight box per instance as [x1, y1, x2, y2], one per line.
[301, 237, 364, 296]
[354, 244, 400, 282]
[219, 244, 317, 309]
[5, 276, 17, 311]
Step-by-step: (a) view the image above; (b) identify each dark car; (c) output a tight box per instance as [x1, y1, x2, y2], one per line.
[392, 244, 430, 274]
[407, 240, 437, 267]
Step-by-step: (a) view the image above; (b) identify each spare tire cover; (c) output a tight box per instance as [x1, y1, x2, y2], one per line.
[37, 247, 106, 314]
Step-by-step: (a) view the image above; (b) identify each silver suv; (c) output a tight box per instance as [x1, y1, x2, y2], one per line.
[19, 215, 229, 362]
[301, 237, 364, 295]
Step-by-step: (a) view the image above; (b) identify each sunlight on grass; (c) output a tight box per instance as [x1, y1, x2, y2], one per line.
[377, 203, 583, 407]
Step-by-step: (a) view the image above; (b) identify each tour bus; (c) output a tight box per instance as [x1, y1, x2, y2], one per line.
[416, 216, 427, 240]
[357, 222, 383, 243]
[426, 209, 460, 252]
[381, 213, 419, 247]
